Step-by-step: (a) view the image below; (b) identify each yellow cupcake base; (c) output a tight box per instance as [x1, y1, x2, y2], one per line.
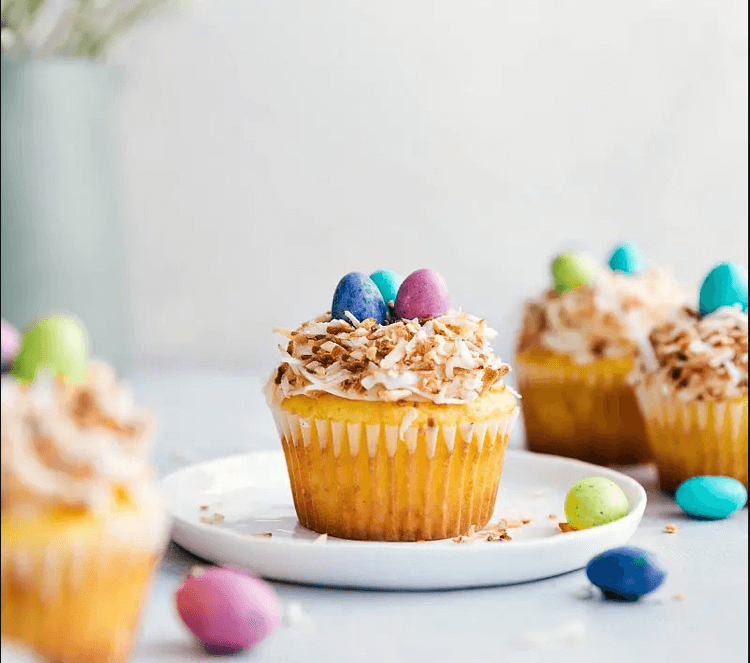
[270, 389, 519, 541]
[515, 350, 650, 465]
[1, 493, 168, 663]
[635, 386, 748, 492]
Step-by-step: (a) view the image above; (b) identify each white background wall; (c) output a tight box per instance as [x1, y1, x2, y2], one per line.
[114, 0, 748, 368]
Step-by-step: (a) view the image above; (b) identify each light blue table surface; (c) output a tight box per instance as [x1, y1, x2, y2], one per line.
[127, 367, 748, 663]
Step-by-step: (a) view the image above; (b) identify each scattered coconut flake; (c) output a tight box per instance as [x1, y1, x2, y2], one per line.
[270, 311, 511, 404]
[199, 513, 224, 525]
[517, 268, 686, 365]
[632, 307, 748, 400]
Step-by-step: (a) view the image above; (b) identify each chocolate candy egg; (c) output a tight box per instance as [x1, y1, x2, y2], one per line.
[551, 253, 596, 294]
[564, 477, 629, 529]
[675, 476, 747, 520]
[1, 320, 21, 372]
[11, 314, 89, 385]
[608, 243, 645, 275]
[586, 547, 666, 601]
[331, 272, 387, 325]
[394, 269, 450, 320]
[176, 567, 282, 654]
[699, 262, 748, 316]
[369, 269, 404, 305]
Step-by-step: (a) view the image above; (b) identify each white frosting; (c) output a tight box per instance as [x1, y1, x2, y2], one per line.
[632, 306, 748, 401]
[1, 362, 156, 515]
[269, 311, 511, 405]
[518, 267, 687, 364]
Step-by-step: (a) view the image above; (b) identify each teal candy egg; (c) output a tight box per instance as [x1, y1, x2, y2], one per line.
[11, 314, 90, 385]
[551, 253, 597, 294]
[675, 476, 747, 520]
[369, 269, 404, 305]
[699, 262, 748, 316]
[608, 243, 645, 275]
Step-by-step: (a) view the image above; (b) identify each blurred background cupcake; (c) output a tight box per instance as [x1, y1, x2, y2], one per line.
[632, 262, 748, 492]
[1, 315, 170, 663]
[515, 244, 686, 465]
[266, 269, 519, 541]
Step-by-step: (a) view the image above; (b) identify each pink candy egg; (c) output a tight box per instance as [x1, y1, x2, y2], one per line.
[394, 269, 451, 320]
[1, 319, 21, 369]
[176, 566, 282, 654]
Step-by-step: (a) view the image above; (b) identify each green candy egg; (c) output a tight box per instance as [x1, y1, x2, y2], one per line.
[552, 253, 597, 294]
[11, 314, 90, 385]
[564, 477, 629, 529]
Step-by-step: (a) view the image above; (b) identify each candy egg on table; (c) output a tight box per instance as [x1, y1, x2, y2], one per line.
[608, 243, 645, 275]
[1, 319, 21, 372]
[176, 566, 282, 655]
[11, 314, 89, 385]
[675, 476, 747, 520]
[586, 547, 666, 602]
[394, 268, 451, 320]
[699, 261, 748, 316]
[369, 269, 404, 306]
[331, 272, 388, 325]
[551, 253, 597, 294]
[564, 477, 629, 530]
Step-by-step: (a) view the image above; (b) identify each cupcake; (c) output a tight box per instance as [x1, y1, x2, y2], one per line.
[265, 269, 519, 542]
[632, 262, 748, 492]
[1, 316, 169, 663]
[515, 245, 685, 465]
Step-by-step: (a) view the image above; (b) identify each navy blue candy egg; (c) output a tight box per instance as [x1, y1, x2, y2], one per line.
[699, 262, 748, 316]
[608, 243, 645, 275]
[331, 273, 387, 325]
[586, 546, 666, 602]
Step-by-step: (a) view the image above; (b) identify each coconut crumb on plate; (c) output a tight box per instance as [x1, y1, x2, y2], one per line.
[199, 513, 225, 525]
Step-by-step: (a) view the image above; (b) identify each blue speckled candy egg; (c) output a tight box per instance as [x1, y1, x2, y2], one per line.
[586, 547, 666, 602]
[369, 269, 404, 306]
[608, 243, 645, 275]
[331, 272, 387, 325]
[699, 262, 748, 316]
[394, 269, 451, 320]
[675, 476, 747, 520]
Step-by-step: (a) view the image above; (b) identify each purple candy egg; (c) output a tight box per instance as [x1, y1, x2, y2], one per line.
[1, 320, 21, 371]
[176, 567, 282, 654]
[394, 269, 451, 320]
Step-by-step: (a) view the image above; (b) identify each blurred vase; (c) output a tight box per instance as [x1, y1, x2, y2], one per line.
[1, 58, 132, 375]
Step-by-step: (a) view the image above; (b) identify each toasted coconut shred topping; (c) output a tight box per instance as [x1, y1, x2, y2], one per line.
[269, 311, 512, 404]
[1, 362, 156, 516]
[632, 306, 748, 401]
[516, 268, 687, 364]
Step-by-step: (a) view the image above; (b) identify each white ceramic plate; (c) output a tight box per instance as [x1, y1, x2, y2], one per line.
[161, 449, 646, 590]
